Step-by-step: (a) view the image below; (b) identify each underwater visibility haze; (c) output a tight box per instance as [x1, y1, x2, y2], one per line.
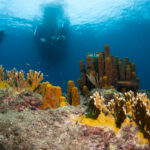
[1, 0, 150, 149]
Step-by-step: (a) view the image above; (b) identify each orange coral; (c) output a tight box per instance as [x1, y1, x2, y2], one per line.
[71, 87, 80, 106]
[59, 96, 69, 107]
[67, 80, 75, 104]
[51, 86, 62, 108]
[41, 82, 68, 109]
[41, 83, 52, 110]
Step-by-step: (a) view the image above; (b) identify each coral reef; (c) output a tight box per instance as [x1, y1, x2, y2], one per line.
[0, 66, 44, 94]
[0, 57, 149, 150]
[78, 45, 140, 96]
[81, 89, 150, 144]
[0, 103, 149, 150]
[124, 91, 150, 141]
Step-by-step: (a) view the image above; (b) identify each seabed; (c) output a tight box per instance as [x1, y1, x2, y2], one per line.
[0, 88, 150, 150]
[0, 45, 150, 150]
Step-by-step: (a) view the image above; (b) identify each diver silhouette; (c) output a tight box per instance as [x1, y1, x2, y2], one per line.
[34, 3, 69, 63]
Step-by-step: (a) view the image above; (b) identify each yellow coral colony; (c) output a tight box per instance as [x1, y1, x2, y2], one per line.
[79, 91, 119, 133]
[26, 70, 44, 91]
[79, 91, 150, 145]
[0, 65, 9, 89]
[0, 65, 45, 93]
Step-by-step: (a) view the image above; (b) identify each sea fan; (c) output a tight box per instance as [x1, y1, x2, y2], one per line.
[86, 73, 102, 88]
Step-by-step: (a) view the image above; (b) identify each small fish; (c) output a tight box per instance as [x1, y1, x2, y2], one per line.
[34, 25, 37, 36]
[56, 36, 60, 41]
[56, 35, 66, 41]
[61, 35, 66, 40]
[26, 63, 30, 66]
[40, 38, 47, 42]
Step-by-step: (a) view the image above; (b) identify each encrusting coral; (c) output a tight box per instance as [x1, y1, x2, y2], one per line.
[79, 90, 150, 144]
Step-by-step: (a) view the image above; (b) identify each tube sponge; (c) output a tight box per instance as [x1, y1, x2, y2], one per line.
[105, 57, 112, 86]
[83, 85, 89, 98]
[59, 96, 69, 107]
[41, 83, 52, 110]
[41, 82, 64, 109]
[104, 45, 110, 57]
[67, 80, 75, 105]
[51, 86, 62, 108]
[71, 87, 80, 106]
[80, 60, 86, 85]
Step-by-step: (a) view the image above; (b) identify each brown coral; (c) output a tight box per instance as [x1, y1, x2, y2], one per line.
[77, 45, 139, 94]
[71, 87, 80, 106]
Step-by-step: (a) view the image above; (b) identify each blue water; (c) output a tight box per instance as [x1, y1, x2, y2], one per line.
[0, 0, 150, 91]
